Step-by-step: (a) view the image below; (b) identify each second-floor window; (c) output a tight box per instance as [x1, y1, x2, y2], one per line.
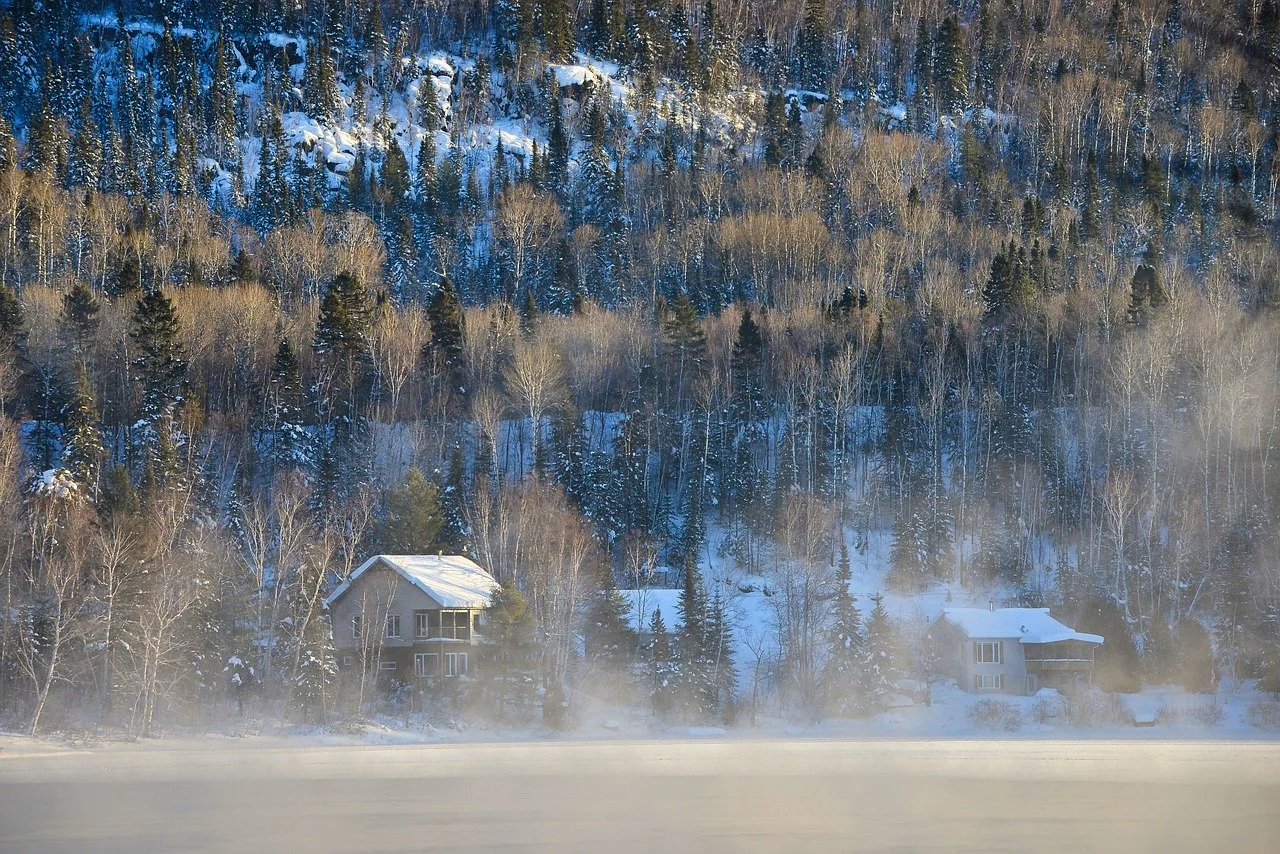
[352, 615, 362, 639]
[418, 609, 472, 640]
[385, 614, 401, 639]
[973, 641, 1002, 664]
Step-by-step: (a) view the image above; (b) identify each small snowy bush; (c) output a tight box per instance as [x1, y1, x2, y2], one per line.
[1245, 700, 1280, 730]
[1189, 700, 1224, 727]
[1154, 703, 1184, 725]
[968, 699, 1023, 731]
[1031, 692, 1067, 724]
[1067, 688, 1132, 727]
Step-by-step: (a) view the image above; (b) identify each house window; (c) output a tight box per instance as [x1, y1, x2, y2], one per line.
[424, 610, 473, 640]
[414, 653, 438, 678]
[974, 673, 1003, 691]
[416, 611, 431, 638]
[385, 614, 401, 639]
[379, 661, 397, 670]
[445, 652, 468, 677]
[352, 616, 362, 639]
[973, 641, 1002, 664]
[342, 656, 354, 667]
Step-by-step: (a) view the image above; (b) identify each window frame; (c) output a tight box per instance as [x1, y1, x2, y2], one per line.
[445, 652, 468, 677]
[413, 652, 438, 678]
[384, 614, 401, 639]
[974, 673, 1003, 691]
[973, 640, 1002, 664]
[352, 615, 363, 639]
[379, 660, 397, 671]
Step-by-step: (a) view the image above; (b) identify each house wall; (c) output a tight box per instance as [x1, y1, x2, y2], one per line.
[329, 563, 442, 651]
[930, 618, 1032, 696]
[328, 561, 481, 680]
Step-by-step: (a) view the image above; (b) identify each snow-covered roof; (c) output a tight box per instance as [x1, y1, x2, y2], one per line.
[324, 555, 499, 610]
[938, 608, 1103, 645]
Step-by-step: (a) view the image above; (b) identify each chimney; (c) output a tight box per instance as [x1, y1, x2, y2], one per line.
[988, 600, 995, 612]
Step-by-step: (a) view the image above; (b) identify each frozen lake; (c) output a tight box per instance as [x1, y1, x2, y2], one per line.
[3, 738, 1278, 852]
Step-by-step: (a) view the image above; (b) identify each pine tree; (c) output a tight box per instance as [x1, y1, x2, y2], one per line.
[292, 617, 338, 723]
[67, 92, 101, 189]
[1079, 598, 1141, 693]
[1127, 250, 1166, 327]
[59, 280, 100, 359]
[130, 288, 187, 422]
[480, 581, 539, 720]
[546, 84, 569, 187]
[864, 594, 898, 710]
[1143, 615, 1176, 686]
[542, 0, 577, 61]
[933, 16, 967, 116]
[60, 362, 105, 496]
[649, 605, 676, 719]
[313, 271, 374, 363]
[584, 564, 635, 672]
[303, 34, 342, 123]
[379, 466, 444, 553]
[0, 280, 27, 358]
[425, 271, 467, 395]
[1175, 618, 1215, 693]
[266, 336, 310, 475]
[796, 0, 830, 88]
[823, 540, 867, 717]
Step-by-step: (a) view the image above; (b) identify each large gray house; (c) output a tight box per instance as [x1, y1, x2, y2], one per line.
[324, 555, 499, 680]
[929, 607, 1103, 695]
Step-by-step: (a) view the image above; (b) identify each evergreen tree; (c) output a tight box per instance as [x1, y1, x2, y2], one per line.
[1143, 615, 1176, 686]
[1175, 618, 1215, 693]
[864, 594, 898, 710]
[59, 280, 100, 360]
[823, 540, 867, 717]
[303, 34, 342, 123]
[1079, 598, 1141, 693]
[129, 288, 187, 422]
[542, 0, 577, 61]
[266, 336, 311, 475]
[796, 0, 830, 88]
[584, 564, 635, 672]
[1127, 251, 1166, 327]
[313, 271, 374, 363]
[479, 581, 540, 720]
[425, 271, 467, 395]
[379, 466, 444, 553]
[60, 362, 105, 495]
[0, 280, 27, 357]
[67, 92, 101, 189]
[649, 605, 676, 719]
[933, 16, 967, 115]
[292, 617, 338, 723]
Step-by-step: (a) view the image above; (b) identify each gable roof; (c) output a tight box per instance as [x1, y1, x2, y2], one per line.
[938, 607, 1103, 645]
[324, 555, 499, 610]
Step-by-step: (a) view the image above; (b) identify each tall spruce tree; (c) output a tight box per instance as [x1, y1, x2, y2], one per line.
[823, 540, 867, 717]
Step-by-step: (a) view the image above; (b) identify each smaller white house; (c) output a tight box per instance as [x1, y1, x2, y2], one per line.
[930, 607, 1103, 696]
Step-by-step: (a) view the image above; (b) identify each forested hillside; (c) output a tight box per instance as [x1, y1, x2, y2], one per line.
[1, 0, 1279, 734]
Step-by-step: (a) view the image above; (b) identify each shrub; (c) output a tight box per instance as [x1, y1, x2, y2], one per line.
[968, 698, 1023, 731]
[1067, 688, 1133, 727]
[1031, 692, 1067, 725]
[1189, 700, 1224, 727]
[1245, 700, 1280, 730]
[1153, 703, 1183, 725]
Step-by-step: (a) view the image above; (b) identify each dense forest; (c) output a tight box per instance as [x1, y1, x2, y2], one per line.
[0, 0, 1279, 735]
